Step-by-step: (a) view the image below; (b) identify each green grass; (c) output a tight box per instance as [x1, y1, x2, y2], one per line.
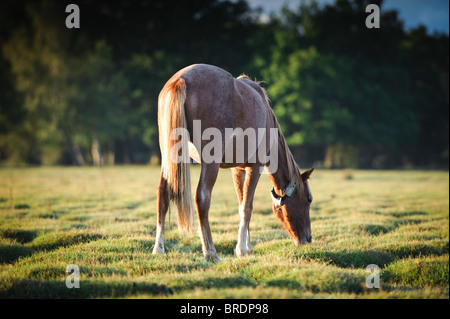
[0, 166, 448, 298]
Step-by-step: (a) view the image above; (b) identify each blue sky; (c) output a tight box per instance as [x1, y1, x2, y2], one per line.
[247, 0, 449, 34]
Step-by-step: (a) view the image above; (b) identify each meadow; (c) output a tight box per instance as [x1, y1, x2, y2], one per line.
[0, 166, 448, 299]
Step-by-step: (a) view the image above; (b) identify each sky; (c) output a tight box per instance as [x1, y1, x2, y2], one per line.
[247, 0, 449, 34]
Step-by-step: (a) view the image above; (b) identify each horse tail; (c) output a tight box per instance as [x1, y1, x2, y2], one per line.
[158, 77, 194, 233]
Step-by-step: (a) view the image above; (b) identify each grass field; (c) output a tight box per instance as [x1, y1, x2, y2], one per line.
[0, 166, 448, 298]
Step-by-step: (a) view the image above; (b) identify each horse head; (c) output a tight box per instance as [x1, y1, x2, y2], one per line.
[271, 167, 314, 245]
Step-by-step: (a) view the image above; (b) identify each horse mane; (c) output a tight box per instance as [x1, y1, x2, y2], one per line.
[264, 92, 304, 194]
[237, 73, 249, 79]
[238, 74, 304, 193]
[238, 74, 266, 87]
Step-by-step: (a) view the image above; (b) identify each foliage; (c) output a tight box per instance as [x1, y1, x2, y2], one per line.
[253, 0, 448, 168]
[0, 0, 448, 168]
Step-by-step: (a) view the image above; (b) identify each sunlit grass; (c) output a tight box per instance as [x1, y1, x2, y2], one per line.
[0, 166, 448, 298]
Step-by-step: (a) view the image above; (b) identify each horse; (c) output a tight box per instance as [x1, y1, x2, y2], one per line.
[153, 64, 314, 262]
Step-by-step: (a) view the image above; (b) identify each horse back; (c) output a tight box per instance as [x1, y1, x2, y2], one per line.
[175, 64, 271, 166]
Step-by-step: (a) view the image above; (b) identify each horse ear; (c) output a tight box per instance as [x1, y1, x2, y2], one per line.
[301, 167, 315, 181]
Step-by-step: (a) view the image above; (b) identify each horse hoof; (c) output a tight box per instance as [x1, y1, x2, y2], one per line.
[152, 246, 165, 255]
[205, 254, 221, 263]
[235, 248, 246, 257]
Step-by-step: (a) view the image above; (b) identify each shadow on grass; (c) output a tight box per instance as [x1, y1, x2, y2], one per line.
[307, 250, 395, 268]
[0, 229, 38, 263]
[22, 265, 129, 280]
[265, 276, 365, 294]
[215, 240, 237, 256]
[69, 224, 92, 230]
[389, 211, 429, 218]
[0, 229, 38, 243]
[114, 217, 141, 223]
[0, 232, 105, 264]
[169, 275, 256, 293]
[257, 239, 449, 269]
[255, 209, 272, 216]
[352, 218, 427, 237]
[305, 243, 449, 269]
[352, 224, 390, 235]
[14, 204, 30, 209]
[0, 279, 173, 298]
[31, 233, 105, 251]
[0, 245, 34, 263]
[125, 201, 146, 210]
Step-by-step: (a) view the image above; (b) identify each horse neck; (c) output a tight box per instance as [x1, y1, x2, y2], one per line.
[267, 137, 295, 196]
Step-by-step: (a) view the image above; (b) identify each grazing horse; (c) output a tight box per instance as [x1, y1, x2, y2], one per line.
[153, 64, 314, 262]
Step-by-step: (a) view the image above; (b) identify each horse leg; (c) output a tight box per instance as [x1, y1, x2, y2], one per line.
[232, 168, 250, 255]
[231, 168, 245, 204]
[152, 171, 169, 255]
[235, 167, 261, 257]
[195, 163, 221, 262]
[232, 168, 254, 256]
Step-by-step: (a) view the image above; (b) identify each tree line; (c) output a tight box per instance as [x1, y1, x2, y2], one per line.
[0, 0, 448, 168]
